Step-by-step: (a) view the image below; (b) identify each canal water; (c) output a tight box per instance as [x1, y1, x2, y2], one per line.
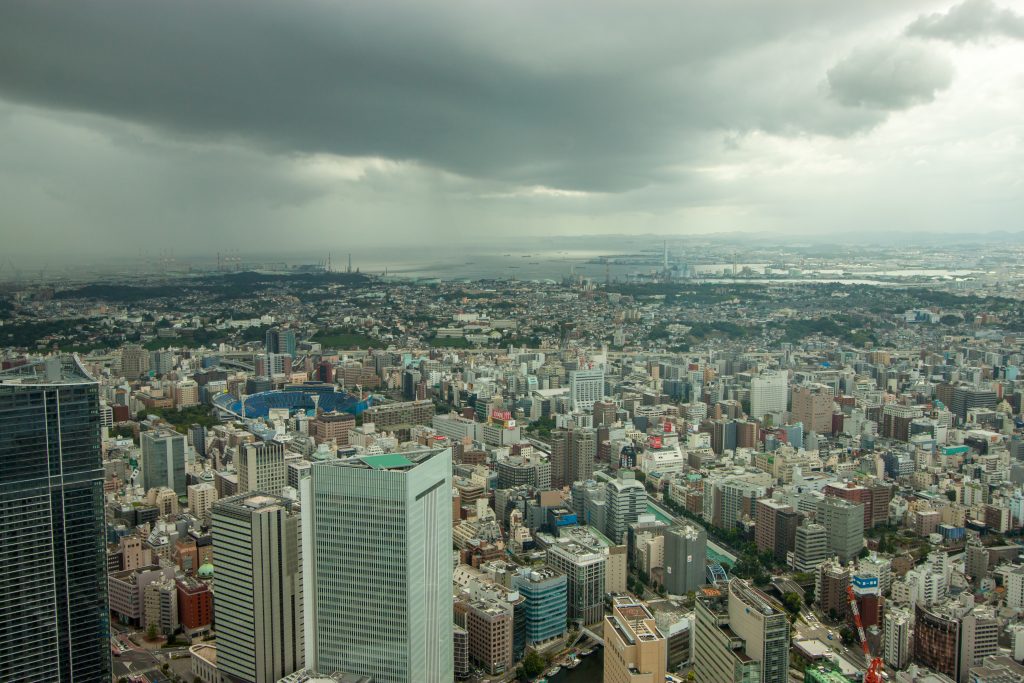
[549, 649, 602, 682]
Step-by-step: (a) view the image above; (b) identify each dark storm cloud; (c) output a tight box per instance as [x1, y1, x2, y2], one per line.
[0, 0, 934, 192]
[3, 0, 1020, 260]
[827, 42, 954, 110]
[907, 0, 1024, 43]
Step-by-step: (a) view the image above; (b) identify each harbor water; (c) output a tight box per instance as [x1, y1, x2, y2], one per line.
[548, 648, 602, 682]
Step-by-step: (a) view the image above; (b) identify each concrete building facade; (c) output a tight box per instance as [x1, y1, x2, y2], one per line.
[603, 596, 667, 683]
[212, 493, 304, 683]
[727, 579, 790, 683]
[791, 385, 834, 435]
[816, 496, 864, 564]
[604, 470, 647, 544]
[546, 540, 607, 626]
[663, 524, 707, 596]
[693, 585, 761, 683]
[237, 440, 287, 496]
[793, 523, 829, 573]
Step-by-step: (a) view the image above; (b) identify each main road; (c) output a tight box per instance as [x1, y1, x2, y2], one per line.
[111, 639, 192, 683]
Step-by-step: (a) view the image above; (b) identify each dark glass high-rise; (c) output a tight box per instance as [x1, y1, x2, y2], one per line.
[0, 356, 110, 682]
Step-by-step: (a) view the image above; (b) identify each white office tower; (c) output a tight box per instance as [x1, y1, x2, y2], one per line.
[883, 607, 911, 670]
[212, 493, 304, 683]
[238, 440, 287, 496]
[1005, 565, 1024, 610]
[305, 448, 453, 683]
[569, 368, 605, 413]
[750, 371, 788, 421]
[604, 470, 647, 544]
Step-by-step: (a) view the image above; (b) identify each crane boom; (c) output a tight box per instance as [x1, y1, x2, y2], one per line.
[846, 584, 884, 683]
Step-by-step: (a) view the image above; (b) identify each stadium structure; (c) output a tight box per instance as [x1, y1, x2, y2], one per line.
[213, 381, 375, 419]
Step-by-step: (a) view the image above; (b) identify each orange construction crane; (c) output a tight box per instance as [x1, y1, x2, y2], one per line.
[846, 584, 884, 683]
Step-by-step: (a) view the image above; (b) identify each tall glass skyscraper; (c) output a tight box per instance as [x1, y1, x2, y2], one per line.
[304, 448, 453, 683]
[141, 428, 187, 495]
[511, 567, 567, 645]
[0, 356, 110, 682]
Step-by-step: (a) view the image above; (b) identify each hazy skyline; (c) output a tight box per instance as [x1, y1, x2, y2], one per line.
[1, 0, 1022, 258]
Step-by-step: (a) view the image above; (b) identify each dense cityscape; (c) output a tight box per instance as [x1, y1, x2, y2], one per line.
[3, 1, 1024, 682]
[2, 245, 1024, 683]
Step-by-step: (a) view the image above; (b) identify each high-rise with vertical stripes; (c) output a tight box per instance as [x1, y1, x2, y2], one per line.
[0, 356, 110, 682]
[212, 492, 304, 683]
[304, 448, 453, 683]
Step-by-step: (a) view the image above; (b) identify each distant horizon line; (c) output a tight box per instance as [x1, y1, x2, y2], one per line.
[3, 227, 1023, 265]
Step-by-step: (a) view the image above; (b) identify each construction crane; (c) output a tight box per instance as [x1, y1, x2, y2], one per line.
[846, 584, 884, 683]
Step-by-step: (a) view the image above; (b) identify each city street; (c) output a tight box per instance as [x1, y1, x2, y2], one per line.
[113, 647, 164, 683]
[111, 635, 192, 683]
[792, 613, 867, 677]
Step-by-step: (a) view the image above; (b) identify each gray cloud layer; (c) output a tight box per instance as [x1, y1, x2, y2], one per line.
[0, 0, 1020, 257]
[827, 41, 954, 109]
[0, 0, 942, 193]
[907, 0, 1024, 43]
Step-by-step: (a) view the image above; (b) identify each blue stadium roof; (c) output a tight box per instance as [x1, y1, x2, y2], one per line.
[213, 384, 375, 419]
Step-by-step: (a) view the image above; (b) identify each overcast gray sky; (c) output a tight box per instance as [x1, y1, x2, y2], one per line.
[0, 0, 1022, 258]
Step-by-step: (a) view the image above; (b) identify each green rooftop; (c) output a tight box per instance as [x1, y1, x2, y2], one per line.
[358, 453, 415, 470]
[645, 501, 673, 525]
[804, 666, 849, 683]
